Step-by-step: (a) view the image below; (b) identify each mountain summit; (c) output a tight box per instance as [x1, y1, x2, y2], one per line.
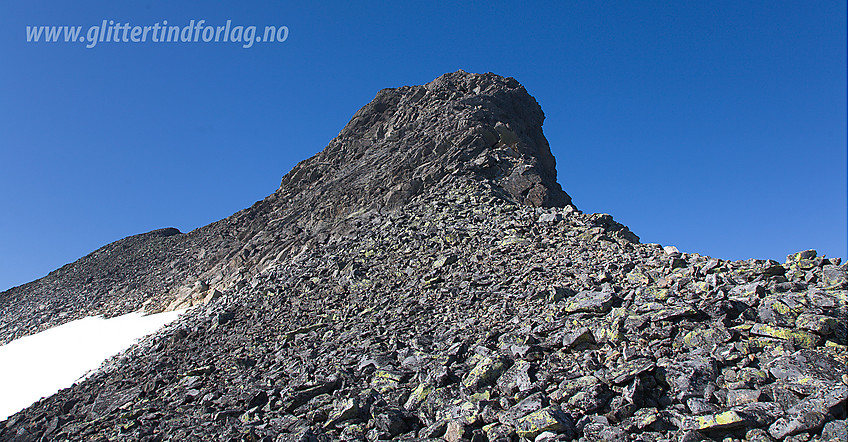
[1, 72, 846, 442]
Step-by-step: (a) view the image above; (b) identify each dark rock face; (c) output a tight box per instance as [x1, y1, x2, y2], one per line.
[1, 71, 846, 442]
[279, 71, 571, 211]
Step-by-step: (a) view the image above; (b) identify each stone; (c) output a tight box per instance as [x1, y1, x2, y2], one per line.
[549, 375, 601, 403]
[745, 428, 772, 442]
[664, 246, 681, 256]
[821, 265, 847, 287]
[681, 409, 751, 431]
[566, 382, 614, 413]
[247, 390, 269, 408]
[463, 357, 509, 391]
[768, 384, 848, 439]
[728, 283, 765, 306]
[681, 402, 781, 432]
[433, 254, 458, 269]
[282, 381, 339, 413]
[562, 326, 595, 349]
[483, 423, 515, 442]
[88, 386, 140, 420]
[686, 398, 716, 415]
[371, 368, 406, 393]
[325, 397, 359, 427]
[537, 212, 562, 224]
[515, 406, 574, 439]
[647, 305, 699, 322]
[621, 407, 665, 433]
[562, 290, 614, 314]
[762, 263, 787, 276]
[821, 419, 848, 441]
[508, 392, 547, 421]
[534, 430, 560, 442]
[659, 354, 718, 402]
[627, 269, 651, 285]
[795, 313, 838, 335]
[373, 408, 409, 438]
[767, 350, 845, 395]
[679, 430, 709, 442]
[444, 420, 471, 442]
[723, 367, 769, 390]
[725, 389, 762, 407]
[496, 360, 533, 396]
[607, 357, 656, 384]
[681, 327, 732, 351]
[420, 420, 448, 439]
[787, 250, 818, 263]
[217, 310, 235, 324]
[750, 323, 822, 348]
[404, 383, 433, 411]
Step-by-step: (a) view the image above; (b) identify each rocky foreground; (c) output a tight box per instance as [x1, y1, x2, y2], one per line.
[1, 72, 846, 442]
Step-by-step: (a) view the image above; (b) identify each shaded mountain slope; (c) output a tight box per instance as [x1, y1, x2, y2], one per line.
[0, 212, 247, 344]
[1, 72, 846, 442]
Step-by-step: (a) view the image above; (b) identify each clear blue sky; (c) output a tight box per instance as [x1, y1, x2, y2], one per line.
[1, 1, 846, 291]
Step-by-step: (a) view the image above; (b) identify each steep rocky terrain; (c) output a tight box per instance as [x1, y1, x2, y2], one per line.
[0, 70, 570, 346]
[1, 71, 846, 442]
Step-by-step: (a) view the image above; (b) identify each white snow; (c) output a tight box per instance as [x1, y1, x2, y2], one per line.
[0, 309, 185, 420]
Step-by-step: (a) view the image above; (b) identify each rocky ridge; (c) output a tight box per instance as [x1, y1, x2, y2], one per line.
[0, 71, 571, 345]
[0, 71, 846, 442]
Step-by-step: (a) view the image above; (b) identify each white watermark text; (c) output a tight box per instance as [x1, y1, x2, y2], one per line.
[26, 20, 289, 49]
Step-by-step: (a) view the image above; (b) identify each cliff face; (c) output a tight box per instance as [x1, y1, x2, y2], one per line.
[277, 71, 571, 214]
[1, 72, 846, 442]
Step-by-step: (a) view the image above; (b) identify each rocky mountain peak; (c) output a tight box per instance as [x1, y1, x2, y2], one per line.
[1, 72, 845, 442]
[277, 70, 571, 212]
[0, 71, 581, 345]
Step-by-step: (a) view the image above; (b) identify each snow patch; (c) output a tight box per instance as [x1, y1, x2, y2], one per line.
[0, 309, 185, 420]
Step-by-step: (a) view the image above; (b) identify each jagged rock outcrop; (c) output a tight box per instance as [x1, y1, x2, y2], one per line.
[278, 71, 571, 214]
[0, 71, 845, 442]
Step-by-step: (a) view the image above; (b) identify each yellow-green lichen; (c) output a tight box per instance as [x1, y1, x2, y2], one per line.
[750, 324, 822, 349]
[515, 407, 569, 439]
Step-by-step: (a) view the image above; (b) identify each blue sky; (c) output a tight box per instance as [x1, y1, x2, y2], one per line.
[0, 1, 846, 291]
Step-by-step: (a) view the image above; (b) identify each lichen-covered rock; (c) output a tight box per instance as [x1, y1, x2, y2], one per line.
[659, 354, 718, 402]
[681, 402, 782, 432]
[821, 264, 848, 288]
[795, 313, 839, 335]
[403, 383, 432, 411]
[562, 290, 614, 314]
[550, 375, 602, 403]
[325, 397, 359, 428]
[750, 323, 822, 348]
[606, 357, 655, 384]
[769, 384, 848, 439]
[496, 360, 533, 396]
[681, 409, 751, 431]
[767, 349, 845, 395]
[515, 405, 574, 439]
[462, 357, 509, 391]
[562, 326, 596, 349]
